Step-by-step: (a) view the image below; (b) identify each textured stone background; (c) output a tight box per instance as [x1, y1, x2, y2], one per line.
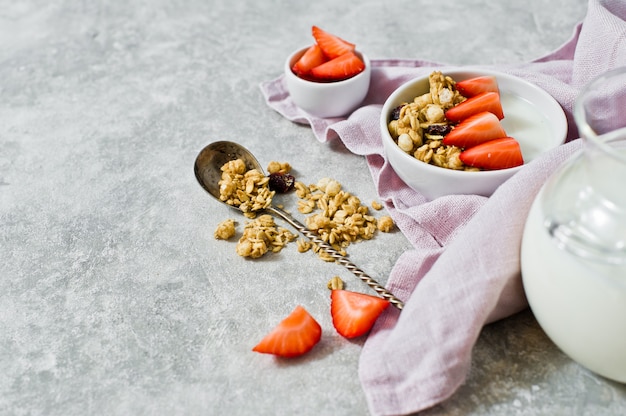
[3, 1, 624, 415]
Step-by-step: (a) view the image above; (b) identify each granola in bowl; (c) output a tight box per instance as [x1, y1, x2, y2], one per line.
[387, 71, 479, 171]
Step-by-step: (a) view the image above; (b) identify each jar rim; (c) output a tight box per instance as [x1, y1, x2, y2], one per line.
[574, 67, 626, 165]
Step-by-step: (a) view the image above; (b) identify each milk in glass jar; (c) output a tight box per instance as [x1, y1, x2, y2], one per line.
[521, 67, 626, 382]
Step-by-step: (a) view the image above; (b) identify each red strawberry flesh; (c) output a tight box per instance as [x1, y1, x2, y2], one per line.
[311, 26, 356, 59]
[252, 305, 322, 358]
[456, 75, 500, 97]
[309, 51, 365, 81]
[330, 290, 390, 339]
[459, 137, 524, 170]
[443, 111, 507, 149]
[445, 91, 504, 122]
[292, 44, 327, 76]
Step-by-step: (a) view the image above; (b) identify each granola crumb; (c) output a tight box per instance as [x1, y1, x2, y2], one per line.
[267, 161, 292, 174]
[296, 238, 312, 253]
[377, 216, 395, 232]
[327, 276, 345, 290]
[214, 219, 236, 240]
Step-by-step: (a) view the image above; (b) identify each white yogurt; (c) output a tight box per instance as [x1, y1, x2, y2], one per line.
[500, 92, 554, 162]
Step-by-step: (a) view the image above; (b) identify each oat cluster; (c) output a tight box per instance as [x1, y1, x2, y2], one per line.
[218, 158, 275, 218]
[214, 219, 236, 240]
[294, 177, 394, 262]
[235, 214, 295, 259]
[214, 215, 295, 259]
[377, 216, 395, 233]
[327, 276, 345, 290]
[388, 71, 478, 171]
[371, 200, 383, 211]
[266, 161, 292, 174]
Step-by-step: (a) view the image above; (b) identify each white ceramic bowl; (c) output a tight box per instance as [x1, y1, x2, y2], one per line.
[380, 69, 568, 200]
[284, 46, 371, 118]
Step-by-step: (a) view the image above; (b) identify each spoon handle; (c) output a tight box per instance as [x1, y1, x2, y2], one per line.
[267, 206, 404, 310]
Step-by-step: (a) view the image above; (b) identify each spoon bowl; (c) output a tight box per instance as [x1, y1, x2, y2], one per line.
[194, 140, 404, 309]
[194, 140, 263, 211]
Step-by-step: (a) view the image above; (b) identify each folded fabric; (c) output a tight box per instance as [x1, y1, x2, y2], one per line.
[259, 1, 626, 414]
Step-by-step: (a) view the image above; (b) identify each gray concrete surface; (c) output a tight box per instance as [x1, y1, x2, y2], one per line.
[4, 1, 624, 415]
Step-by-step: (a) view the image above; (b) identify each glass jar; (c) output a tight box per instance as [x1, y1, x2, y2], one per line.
[521, 67, 626, 382]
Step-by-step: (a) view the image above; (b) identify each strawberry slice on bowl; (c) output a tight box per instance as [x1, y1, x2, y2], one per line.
[292, 44, 327, 77]
[330, 289, 390, 339]
[443, 111, 507, 149]
[459, 137, 524, 170]
[312, 25, 356, 59]
[310, 51, 365, 82]
[252, 305, 322, 358]
[456, 75, 500, 97]
[445, 91, 504, 122]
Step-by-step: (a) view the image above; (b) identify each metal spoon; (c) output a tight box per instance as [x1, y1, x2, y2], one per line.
[194, 140, 404, 310]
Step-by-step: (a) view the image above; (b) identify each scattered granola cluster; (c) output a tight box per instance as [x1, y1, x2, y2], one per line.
[214, 159, 395, 260]
[267, 161, 291, 174]
[235, 214, 295, 258]
[377, 216, 394, 233]
[294, 177, 394, 262]
[388, 71, 478, 171]
[214, 219, 236, 240]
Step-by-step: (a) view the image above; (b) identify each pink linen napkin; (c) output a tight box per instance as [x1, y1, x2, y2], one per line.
[260, 1, 626, 414]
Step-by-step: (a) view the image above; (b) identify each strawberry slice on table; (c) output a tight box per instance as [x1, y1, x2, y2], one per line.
[459, 137, 524, 170]
[292, 44, 327, 76]
[310, 51, 365, 81]
[311, 25, 356, 59]
[443, 111, 507, 149]
[330, 290, 390, 339]
[455, 75, 500, 97]
[252, 305, 322, 358]
[445, 91, 504, 122]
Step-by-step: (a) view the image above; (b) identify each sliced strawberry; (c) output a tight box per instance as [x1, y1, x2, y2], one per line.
[330, 290, 390, 339]
[309, 51, 365, 81]
[252, 305, 322, 358]
[456, 76, 499, 97]
[292, 44, 327, 77]
[311, 26, 356, 59]
[459, 137, 524, 170]
[445, 91, 504, 122]
[443, 111, 507, 149]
